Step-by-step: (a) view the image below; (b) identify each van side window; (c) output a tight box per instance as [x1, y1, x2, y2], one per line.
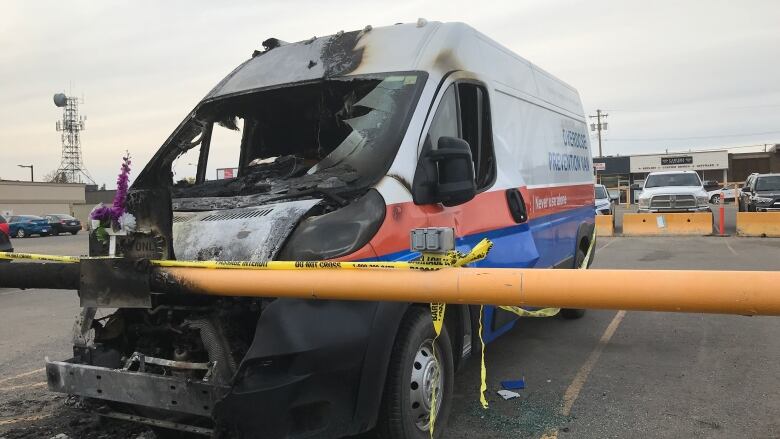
[428, 85, 459, 150]
[426, 82, 496, 191]
[457, 84, 495, 190]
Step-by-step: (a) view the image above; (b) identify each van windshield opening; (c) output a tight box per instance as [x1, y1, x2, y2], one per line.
[595, 186, 608, 199]
[644, 173, 701, 188]
[164, 73, 426, 205]
[755, 176, 780, 191]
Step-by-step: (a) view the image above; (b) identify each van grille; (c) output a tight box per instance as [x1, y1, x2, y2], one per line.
[172, 213, 197, 223]
[200, 208, 274, 222]
[650, 195, 696, 209]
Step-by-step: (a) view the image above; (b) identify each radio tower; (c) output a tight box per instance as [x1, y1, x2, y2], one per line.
[53, 92, 95, 184]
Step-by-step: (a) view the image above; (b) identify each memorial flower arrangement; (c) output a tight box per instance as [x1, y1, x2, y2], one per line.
[90, 152, 136, 243]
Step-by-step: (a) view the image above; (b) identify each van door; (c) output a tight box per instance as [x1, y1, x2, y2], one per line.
[417, 79, 540, 341]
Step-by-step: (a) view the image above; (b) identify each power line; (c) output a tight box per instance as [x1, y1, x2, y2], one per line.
[600, 103, 780, 114]
[607, 130, 780, 142]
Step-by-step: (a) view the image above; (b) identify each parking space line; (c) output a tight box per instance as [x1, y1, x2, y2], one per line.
[0, 368, 44, 386]
[597, 239, 617, 252]
[537, 311, 627, 439]
[724, 239, 738, 256]
[562, 310, 626, 415]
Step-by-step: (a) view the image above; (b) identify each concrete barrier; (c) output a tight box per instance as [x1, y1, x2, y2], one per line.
[595, 215, 614, 237]
[736, 212, 780, 237]
[622, 212, 712, 236]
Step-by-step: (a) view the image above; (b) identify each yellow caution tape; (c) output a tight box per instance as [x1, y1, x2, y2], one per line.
[0, 238, 493, 272]
[478, 305, 489, 409]
[429, 302, 446, 438]
[476, 227, 597, 408]
[0, 252, 80, 263]
[497, 305, 560, 318]
[580, 228, 597, 270]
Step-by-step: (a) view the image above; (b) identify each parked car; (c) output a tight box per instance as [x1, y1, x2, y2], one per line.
[637, 170, 710, 213]
[707, 187, 736, 204]
[0, 213, 9, 237]
[594, 184, 615, 215]
[738, 173, 780, 212]
[0, 215, 12, 259]
[702, 180, 721, 192]
[43, 214, 82, 235]
[44, 21, 597, 438]
[8, 215, 52, 238]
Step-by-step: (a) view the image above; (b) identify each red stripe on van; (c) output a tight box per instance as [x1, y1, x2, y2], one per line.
[336, 183, 595, 260]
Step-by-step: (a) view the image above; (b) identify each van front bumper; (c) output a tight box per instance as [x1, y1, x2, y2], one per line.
[46, 359, 228, 417]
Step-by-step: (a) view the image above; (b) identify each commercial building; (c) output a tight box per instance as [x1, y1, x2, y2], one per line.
[0, 181, 86, 217]
[594, 145, 780, 189]
[729, 147, 780, 182]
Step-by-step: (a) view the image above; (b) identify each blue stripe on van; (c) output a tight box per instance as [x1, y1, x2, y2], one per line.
[364, 205, 595, 343]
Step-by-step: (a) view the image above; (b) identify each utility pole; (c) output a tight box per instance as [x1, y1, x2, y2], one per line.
[589, 109, 608, 157]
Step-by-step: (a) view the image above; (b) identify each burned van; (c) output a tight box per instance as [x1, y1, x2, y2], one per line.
[46, 21, 595, 438]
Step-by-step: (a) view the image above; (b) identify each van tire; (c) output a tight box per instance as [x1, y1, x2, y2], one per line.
[376, 306, 454, 439]
[561, 248, 587, 319]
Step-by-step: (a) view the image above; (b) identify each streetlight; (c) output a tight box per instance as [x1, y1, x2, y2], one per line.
[17, 164, 34, 182]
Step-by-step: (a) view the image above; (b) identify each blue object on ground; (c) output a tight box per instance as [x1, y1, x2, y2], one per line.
[501, 379, 526, 390]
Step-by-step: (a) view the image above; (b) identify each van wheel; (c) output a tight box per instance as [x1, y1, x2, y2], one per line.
[561, 248, 587, 319]
[376, 307, 454, 439]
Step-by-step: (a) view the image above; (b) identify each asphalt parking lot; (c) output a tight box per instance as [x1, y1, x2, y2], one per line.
[1, 233, 779, 438]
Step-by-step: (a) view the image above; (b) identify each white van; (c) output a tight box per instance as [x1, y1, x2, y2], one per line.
[47, 21, 596, 438]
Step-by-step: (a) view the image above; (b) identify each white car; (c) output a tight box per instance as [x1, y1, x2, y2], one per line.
[637, 170, 710, 213]
[594, 184, 614, 215]
[707, 187, 736, 204]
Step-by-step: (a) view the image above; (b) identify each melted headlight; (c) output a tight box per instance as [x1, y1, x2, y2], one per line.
[277, 189, 386, 261]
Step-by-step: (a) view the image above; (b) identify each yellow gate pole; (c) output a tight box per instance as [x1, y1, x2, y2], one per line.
[156, 267, 780, 316]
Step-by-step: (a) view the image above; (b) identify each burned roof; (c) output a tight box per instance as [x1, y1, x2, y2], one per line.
[205, 22, 439, 100]
[203, 20, 584, 117]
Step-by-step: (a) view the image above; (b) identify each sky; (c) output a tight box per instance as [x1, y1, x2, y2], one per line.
[1, 0, 779, 186]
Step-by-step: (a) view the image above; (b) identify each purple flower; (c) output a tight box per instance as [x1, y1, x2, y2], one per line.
[90, 154, 132, 222]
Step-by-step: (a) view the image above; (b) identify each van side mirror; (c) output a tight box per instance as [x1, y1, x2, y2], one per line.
[428, 137, 477, 206]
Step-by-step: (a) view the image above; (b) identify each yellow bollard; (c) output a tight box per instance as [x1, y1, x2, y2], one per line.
[736, 212, 780, 237]
[595, 215, 614, 236]
[622, 212, 712, 236]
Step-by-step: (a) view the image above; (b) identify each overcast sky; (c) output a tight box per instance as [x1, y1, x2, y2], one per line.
[1, 0, 779, 186]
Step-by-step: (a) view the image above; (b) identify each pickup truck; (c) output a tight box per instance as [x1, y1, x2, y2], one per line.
[636, 171, 710, 213]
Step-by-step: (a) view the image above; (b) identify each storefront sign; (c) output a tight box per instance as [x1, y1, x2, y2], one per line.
[660, 156, 693, 166]
[630, 151, 728, 172]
